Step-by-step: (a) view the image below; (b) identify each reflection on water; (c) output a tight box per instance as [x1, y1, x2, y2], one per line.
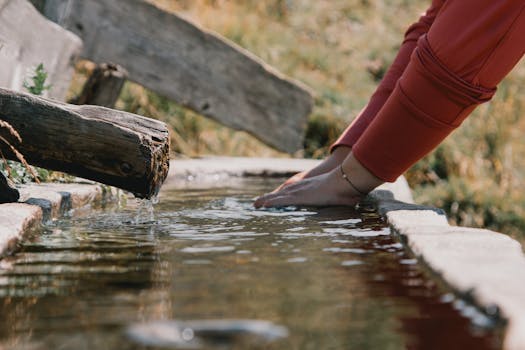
[0, 178, 502, 349]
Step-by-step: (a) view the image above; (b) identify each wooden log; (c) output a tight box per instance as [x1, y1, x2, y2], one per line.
[71, 63, 128, 108]
[0, 0, 82, 101]
[39, 0, 313, 153]
[0, 172, 19, 204]
[0, 88, 170, 199]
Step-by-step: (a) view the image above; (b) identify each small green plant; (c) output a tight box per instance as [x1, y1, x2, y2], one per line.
[1, 63, 56, 184]
[23, 63, 52, 96]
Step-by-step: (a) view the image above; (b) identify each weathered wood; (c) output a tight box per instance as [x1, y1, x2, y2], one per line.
[0, 88, 170, 199]
[71, 63, 128, 108]
[0, 172, 19, 204]
[40, 0, 313, 153]
[0, 0, 82, 100]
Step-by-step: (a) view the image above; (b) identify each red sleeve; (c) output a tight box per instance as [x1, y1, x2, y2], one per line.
[351, 0, 524, 182]
[330, 0, 445, 150]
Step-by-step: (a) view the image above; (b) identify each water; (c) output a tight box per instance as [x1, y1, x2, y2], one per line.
[0, 178, 502, 349]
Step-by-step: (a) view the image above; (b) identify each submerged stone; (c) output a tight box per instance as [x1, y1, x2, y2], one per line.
[126, 319, 289, 348]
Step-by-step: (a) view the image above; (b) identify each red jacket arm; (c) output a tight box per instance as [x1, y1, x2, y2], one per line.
[330, 0, 445, 150]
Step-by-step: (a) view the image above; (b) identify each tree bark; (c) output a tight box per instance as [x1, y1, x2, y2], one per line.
[71, 63, 128, 108]
[0, 88, 170, 199]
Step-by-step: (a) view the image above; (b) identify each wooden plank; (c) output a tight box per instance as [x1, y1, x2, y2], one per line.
[40, 0, 313, 153]
[0, 88, 170, 199]
[0, 0, 82, 100]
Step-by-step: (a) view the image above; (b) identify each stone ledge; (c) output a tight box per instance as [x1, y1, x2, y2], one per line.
[0, 183, 108, 258]
[0, 203, 42, 257]
[168, 157, 321, 180]
[381, 200, 525, 350]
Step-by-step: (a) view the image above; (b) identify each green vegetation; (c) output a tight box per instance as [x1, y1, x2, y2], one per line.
[1, 64, 70, 184]
[23, 63, 52, 96]
[69, 1, 525, 242]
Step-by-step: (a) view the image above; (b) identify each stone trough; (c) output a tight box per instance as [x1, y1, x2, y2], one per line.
[1, 157, 525, 350]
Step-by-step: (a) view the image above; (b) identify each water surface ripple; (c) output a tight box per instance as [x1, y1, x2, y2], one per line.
[0, 179, 502, 349]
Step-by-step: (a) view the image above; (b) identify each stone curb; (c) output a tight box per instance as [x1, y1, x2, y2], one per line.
[167, 157, 321, 181]
[372, 188, 525, 350]
[0, 182, 109, 258]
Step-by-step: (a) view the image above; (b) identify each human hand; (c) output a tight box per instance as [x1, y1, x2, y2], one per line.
[255, 151, 383, 208]
[254, 168, 362, 208]
[271, 146, 352, 193]
[272, 171, 307, 192]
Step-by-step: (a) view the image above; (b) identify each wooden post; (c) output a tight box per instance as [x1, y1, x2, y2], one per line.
[0, 88, 170, 199]
[39, 0, 313, 153]
[71, 63, 128, 108]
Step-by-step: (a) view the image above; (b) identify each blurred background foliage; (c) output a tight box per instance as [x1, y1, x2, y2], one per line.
[66, 0, 525, 241]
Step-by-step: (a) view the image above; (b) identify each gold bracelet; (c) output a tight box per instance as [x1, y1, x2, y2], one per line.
[339, 164, 367, 196]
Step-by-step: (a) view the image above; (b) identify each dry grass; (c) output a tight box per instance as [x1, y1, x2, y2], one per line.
[0, 119, 39, 182]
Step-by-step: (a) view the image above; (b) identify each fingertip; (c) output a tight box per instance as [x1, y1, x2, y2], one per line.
[253, 194, 269, 209]
[260, 196, 288, 209]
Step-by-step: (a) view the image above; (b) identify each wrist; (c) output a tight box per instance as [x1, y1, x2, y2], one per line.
[339, 164, 368, 196]
[303, 145, 352, 179]
[340, 152, 383, 194]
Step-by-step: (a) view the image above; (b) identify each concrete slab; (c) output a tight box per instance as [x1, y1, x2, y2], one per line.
[384, 202, 525, 350]
[19, 183, 104, 216]
[168, 157, 321, 180]
[0, 182, 108, 257]
[0, 203, 42, 257]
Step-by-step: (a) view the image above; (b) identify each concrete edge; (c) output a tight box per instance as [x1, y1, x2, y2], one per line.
[167, 157, 322, 181]
[0, 182, 112, 258]
[375, 183, 525, 350]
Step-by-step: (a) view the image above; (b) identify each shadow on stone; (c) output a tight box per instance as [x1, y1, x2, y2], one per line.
[25, 198, 52, 221]
[0, 173, 20, 204]
[58, 191, 72, 213]
[369, 189, 446, 217]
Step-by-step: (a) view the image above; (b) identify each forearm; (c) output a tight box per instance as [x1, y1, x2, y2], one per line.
[353, 0, 525, 182]
[331, 0, 444, 150]
[302, 145, 351, 178]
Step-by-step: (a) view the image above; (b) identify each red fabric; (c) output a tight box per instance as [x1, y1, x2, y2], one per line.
[333, 0, 525, 181]
[331, 0, 445, 149]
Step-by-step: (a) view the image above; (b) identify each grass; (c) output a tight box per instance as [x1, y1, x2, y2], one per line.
[67, 0, 525, 242]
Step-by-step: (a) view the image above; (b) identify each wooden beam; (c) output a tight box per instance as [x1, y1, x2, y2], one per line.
[0, 0, 82, 100]
[0, 88, 170, 199]
[40, 0, 313, 153]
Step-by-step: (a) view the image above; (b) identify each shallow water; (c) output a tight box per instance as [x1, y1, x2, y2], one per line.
[0, 178, 502, 349]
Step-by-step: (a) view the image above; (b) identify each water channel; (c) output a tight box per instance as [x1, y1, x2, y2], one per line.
[0, 178, 502, 349]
